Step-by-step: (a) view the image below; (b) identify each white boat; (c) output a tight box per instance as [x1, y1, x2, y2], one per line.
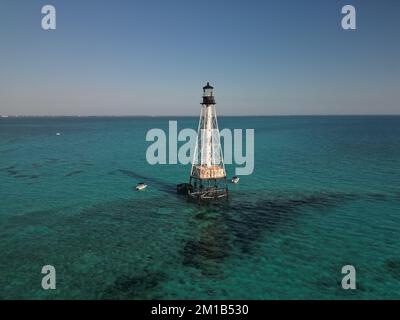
[56, 132, 61, 136]
[231, 176, 240, 184]
[136, 182, 147, 191]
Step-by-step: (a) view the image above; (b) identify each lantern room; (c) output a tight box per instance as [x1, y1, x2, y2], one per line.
[202, 82, 216, 105]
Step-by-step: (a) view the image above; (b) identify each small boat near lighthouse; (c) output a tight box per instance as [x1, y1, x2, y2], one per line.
[136, 182, 147, 191]
[231, 176, 240, 184]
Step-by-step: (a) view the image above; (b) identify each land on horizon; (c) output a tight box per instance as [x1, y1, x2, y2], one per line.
[1, 114, 400, 118]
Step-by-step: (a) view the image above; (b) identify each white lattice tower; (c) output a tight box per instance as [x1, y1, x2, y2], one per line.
[191, 83, 226, 181]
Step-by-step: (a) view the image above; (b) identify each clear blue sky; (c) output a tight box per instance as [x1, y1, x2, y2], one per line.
[0, 0, 399, 116]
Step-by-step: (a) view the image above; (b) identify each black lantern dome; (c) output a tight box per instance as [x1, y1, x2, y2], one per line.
[201, 82, 216, 105]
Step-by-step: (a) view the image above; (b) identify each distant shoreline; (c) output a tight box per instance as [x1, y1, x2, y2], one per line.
[1, 114, 400, 118]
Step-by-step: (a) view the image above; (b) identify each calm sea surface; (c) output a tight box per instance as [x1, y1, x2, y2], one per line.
[0, 116, 399, 299]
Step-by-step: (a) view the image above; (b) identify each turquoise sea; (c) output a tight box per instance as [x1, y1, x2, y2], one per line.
[0, 116, 399, 299]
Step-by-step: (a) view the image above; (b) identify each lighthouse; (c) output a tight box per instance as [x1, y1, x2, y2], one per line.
[188, 82, 228, 200]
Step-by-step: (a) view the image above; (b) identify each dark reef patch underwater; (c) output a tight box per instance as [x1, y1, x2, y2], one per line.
[1, 116, 400, 299]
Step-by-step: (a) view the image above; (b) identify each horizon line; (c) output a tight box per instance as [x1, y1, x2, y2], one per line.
[1, 114, 400, 118]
